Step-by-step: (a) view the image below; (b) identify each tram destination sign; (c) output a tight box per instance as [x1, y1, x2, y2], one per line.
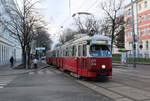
[96, 40, 107, 44]
[35, 47, 45, 51]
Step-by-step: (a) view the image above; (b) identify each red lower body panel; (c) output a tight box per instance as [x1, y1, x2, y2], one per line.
[47, 57, 112, 78]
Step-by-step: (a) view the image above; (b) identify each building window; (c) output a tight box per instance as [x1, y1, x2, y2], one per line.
[144, 28, 147, 35]
[144, 1, 148, 8]
[144, 14, 148, 21]
[138, 16, 142, 23]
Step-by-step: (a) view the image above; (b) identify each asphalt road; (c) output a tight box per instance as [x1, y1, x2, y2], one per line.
[1, 64, 150, 101]
[0, 67, 113, 101]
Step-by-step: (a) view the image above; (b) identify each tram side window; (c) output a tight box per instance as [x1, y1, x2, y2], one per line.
[83, 45, 87, 56]
[78, 45, 81, 57]
[63, 49, 65, 57]
[72, 46, 76, 57]
[60, 50, 62, 57]
[69, 47, 72, 57]
[66, 48, 69, 56]
[57, 50, 59, 57]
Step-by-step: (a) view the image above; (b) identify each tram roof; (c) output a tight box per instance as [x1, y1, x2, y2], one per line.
[55, 34, 111, 49]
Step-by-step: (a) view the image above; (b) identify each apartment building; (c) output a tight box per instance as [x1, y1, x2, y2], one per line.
[124, 0, 150, 58]
[0, 0, 22, 65]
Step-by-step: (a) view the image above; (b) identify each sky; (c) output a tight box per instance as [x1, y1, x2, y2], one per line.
[37, 0, 131, 44]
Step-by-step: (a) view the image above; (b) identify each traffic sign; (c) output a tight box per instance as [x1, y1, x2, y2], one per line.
[35, 47, 45, 51]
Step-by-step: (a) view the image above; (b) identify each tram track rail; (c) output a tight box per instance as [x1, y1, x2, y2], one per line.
[76, 80, 136, 101]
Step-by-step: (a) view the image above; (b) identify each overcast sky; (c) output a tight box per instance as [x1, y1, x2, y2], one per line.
[36, 0, 130, 43]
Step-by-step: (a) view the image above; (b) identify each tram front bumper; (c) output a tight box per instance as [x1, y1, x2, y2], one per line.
[88, 69, 112, 73]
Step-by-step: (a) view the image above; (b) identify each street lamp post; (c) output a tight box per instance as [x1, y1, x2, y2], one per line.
[131, 0, 136, 68]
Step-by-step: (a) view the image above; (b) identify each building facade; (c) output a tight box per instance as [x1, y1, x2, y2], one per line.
[124, 0, 150, 58]
[0, 0, 22, 65]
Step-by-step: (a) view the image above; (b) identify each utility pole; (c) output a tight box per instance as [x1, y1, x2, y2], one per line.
[69, 0, 71, 16]
[131, 0, 136, 68]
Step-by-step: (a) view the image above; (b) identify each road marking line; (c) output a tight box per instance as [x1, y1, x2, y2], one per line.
[53, 70, 62, 74]
[38, 71, 44, 75]
[0, 83, 7, 86]
[0, 81, 10, 83]
[0, 86, 4, 88]
[46, 70, 53, 74]
[29, 72, 34, 75]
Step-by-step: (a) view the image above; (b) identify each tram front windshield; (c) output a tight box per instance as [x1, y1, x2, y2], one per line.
[90, 44, 111, 57]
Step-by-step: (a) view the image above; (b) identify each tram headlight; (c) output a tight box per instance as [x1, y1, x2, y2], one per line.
[101, 65, 106, 69]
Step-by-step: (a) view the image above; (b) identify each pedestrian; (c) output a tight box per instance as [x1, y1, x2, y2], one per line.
[10, 56, 14, 68]
[33, 58, 38, 69]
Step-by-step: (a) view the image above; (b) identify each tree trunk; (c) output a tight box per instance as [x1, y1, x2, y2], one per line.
[111, 21, 115, 52]
[22, 46, 26, 68]
[27, 46, 31, 68]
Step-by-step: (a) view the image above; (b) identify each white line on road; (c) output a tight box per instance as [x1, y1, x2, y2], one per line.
[0, 86, 4, 88]
[29, 72, 34, 75]
[37, 71, 44, 75]
[0, 81, 11, 84]
[0, 76, 16, 89]
[45, 70, 53, 74]
[0, 83, 7, 86]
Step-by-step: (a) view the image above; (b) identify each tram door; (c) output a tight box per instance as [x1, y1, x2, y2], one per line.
[82, 45, 88, 76]
[77, 45, 82, 75]
[77, 45, 87, 76]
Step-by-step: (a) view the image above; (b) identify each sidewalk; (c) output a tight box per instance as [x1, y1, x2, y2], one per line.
[0, 62, 49, 76]
[113, 62, 150, 71]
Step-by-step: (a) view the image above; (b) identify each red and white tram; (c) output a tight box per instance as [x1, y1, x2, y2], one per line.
[46, 34, 112, 78]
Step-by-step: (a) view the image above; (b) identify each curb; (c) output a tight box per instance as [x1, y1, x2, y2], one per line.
[113, 61, 150, 65]
[0, 64, 50, 76]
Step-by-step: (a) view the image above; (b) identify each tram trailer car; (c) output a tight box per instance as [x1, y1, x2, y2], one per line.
[46, 34, 112, 78]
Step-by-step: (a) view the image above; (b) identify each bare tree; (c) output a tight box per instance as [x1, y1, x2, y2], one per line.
[114, 25, 125, 48]
[73, 15, 101, 34]
[34, 27, 53, 52]
[59, 28, 76, 43]
[0, 0, 43, 68]
[101, 0, 124, 51]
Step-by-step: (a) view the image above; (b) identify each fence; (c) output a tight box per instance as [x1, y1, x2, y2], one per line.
[113, 49, 150, 64]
